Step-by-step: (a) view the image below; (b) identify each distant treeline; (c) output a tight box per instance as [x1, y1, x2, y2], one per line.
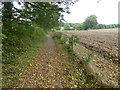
[58, 15, 119, 30]
[60, 23, 119, 30]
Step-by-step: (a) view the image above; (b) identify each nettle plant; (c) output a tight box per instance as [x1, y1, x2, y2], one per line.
[52, 32, 62, 39]
[68, 35, 80, 50]
[84, 53, 93, 65]
[68, 35, 80, 61]
[61, 34, 69, 44]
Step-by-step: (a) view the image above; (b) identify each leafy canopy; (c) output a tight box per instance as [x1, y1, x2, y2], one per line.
[83, 15, 98, 30]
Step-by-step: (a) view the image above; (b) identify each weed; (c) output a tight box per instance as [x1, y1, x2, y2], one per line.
[52, 33, 104, 88]
[84, 53, 93, 65]
[52, 32, 62, 39]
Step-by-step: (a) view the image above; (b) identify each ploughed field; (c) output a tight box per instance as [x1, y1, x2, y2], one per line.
[62, 28, 118, 64]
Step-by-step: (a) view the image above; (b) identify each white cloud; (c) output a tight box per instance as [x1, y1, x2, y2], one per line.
[63, 0, 119, 24]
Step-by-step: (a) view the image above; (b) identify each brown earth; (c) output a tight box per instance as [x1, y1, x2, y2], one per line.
[62, 28, 119, 87]
[17, 34, 104, 88]
[62, 28, 118, 64]
[17, 35, 71, 88]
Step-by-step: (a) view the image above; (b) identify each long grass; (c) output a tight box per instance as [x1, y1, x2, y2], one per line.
[52, 32, 105, 88]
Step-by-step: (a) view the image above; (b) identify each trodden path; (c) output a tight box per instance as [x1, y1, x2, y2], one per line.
[17, 35, 71, 88]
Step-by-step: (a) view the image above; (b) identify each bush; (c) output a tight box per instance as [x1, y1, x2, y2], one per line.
[52, 32, 62, 39]
[2, 24, 46, 64]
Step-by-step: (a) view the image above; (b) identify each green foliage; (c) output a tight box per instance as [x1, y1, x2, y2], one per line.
[61, 23, 75, 30]
[83, 15, 98, 30]
[68, 35, 80, 46]
[2, 24, 46, 64]
[2, 2, 66, 64]
[74, 23, 83, 30]
[84, 53, 93, 65]
[52, 33, 80, 61]
[94, 24, 119, 29]
[2, 25, 47, 88]
[58, 21, 119, 31]
[61, 34, 69, 44]
[68, 35, 80, 61]
[1, 33, 7, 40]
[1, 1, 77, 88]
[53, 35, 103, 88]
[52, 32, 62, 39]
[52, 33, 80, 49]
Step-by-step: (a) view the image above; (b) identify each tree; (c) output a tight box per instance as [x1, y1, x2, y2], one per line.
[83, 15, 98, 30]
[74, 23, 83, 30]
[2, 2, 13, 35]
[2, 1, 79, 64]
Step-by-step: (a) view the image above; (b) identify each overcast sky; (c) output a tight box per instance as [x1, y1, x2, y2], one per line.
[63, 0, 119, 24]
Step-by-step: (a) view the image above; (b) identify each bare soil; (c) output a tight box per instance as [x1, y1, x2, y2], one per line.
[62, 28, 119, 87]
[62, 28, 118, 64]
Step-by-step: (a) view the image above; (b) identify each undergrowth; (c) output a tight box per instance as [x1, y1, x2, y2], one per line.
[2, 25, 47, 88]
[52, 32, 104, 88]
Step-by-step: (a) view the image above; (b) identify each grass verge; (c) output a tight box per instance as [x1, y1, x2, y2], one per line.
[52, 33, 105, 88]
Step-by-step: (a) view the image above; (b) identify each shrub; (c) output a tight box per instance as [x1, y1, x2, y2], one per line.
[52, 32, 62, 39]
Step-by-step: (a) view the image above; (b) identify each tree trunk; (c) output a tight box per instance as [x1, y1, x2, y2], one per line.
[2, 2, 12, 35]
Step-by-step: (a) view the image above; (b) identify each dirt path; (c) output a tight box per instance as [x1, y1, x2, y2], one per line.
[17, 35, 71, 88]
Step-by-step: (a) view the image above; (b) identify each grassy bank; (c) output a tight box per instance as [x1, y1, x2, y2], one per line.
[2, 26, 47, 88]
[52, 32, 104, 88]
